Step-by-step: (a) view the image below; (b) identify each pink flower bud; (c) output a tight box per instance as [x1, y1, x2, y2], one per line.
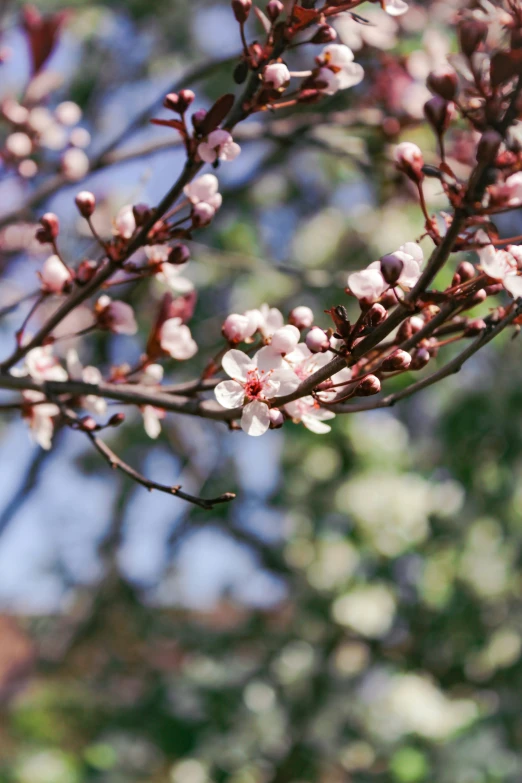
[410, 347, 430, 370]
[192, 109, 207, 132]
[178, 89, 195, 113]
[263, 62, 290, 90]
[266, 0, 283, 21]
[394, 142, 424, 182]
[464, 318, 486, 336]
[164, 92, 180, 111]
[39, 254, 72, 294]
[366, 303, 387, 327]
[168, 244, 190, 265]
[269, 408, 284, 429]
[95, 295, 138, 335]
[108, 412, 126, 427]
[232, 0, 252, 23]
[192, 202, 216, 227]
[452, 260, 475, 286]
[355, 375, 381, 396]
[271, 325, 300, 354]
[381, 349, 412, 371]
[306, 326, 330, 353]
[222, 313, 251, 343]
[289, 306, 314, 329]
[311, 24, 337, 44]
[476, 129, 502, 164]
[76, 259, 98, 284]
[424, 96, 454, 135]
[5, 131, 32, 157]
[36, 212, 60, 243]
[75, 190, 96, 218]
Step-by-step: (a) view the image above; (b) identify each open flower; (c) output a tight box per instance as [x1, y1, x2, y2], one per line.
[95, 295, 138, 335]
[316, 44, 364, 95]
[197, 130, 241, 164]
[159, 317, 198, 360]
[114, 204, 136, 239]
[184, 173, 223, 211]
[285, 396, 336, 434]
[38, 254, 72, 294]
[478, 243, 522, 298]
[24, 346, 68, 382]
[214, 349, 299, 436]
[22, 391, 60, 450]
[66, 349, 107, 416]
[140, 364, 166, 438]
[256, 325, 301, 370]
[145, 245, 194, 293]
[348, 242, 424, 301]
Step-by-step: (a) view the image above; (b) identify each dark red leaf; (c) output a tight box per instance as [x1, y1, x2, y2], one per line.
[21, 4, 67, 75]
[198, 93, 235, 136]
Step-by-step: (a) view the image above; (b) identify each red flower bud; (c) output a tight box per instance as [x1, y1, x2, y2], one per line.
[476, 129, 502, 165]
[168, 244, 190, 265]
[381, 349, 412, 372]
[108, 412, 126, 427]
[232, 0, 252, 24]
[458, 19, 488, 58]
[311, 25, 337, 44]
[424, 96, 454, 135]
[427, 66, 458, 101]
[355, 374, 381, 396]
[380, 253, 404, 285]
[75, 190, 96, 219]
[36, 212, 59, 243]
[266, 0, 283, 21]
[191, 109, 207, 133]
[452, 260, 475, 287]
[163, 92, 180, 112]
[76, 259, 98, 284]
[133, 203, 154, 227]
[410, 347, 430, 370]
[366, 303, 387, 327]
[178, 89, 195, 113]
[464, 318, 486, 336]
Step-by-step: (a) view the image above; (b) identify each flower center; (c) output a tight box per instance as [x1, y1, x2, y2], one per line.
[244, 369, 265, 399]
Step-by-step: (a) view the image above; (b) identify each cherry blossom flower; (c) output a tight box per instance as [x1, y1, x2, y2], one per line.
[478, 244, 522, 298]
[114, 204, 136, 239]
[159, 317, 198, 360]
[184, 174, 223, 211]
[493, 172, 522, 208]
[289, 306, 314, 329]
[263, 62, 290, 89]
[285, 396, 336, 434]
[61, 148, 89, 180]
[394, 142, 424, 180]
[140, 364, 166, 439]
[256, 325, 300, 370]
[5, 132, 32, 157]
[214, 349, 300, 436]
[197, 130, 241, 164]
[306, 326, 330, 353]
[145, 245, 194, 293]
[316, 44, 364, 95]
[24, 346, 68, 382]
[22, 391, 60, 450]
[39, 254, 72, 294]
[222, 313, 257, 343]
[66, 349, 107, 416]
[95, 295, 138, 335]
[348, 243, 424, 301]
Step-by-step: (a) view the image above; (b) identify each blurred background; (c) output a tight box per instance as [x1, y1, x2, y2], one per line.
[1, 1, 522, 781]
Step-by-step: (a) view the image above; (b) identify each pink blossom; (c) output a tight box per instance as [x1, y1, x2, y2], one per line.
[289, 306, 314, 329]
[5, 132, 32, 157]
[197, 130, 241, 164]
[145, 245, 194, 293]
[24, 346, 68, 382]
[114, 205, 136, 239]
[184, 174, 222, 211]
[66, 349, 107, 416]
[140, 364, 165, 438]
[348, 242, 423, 300]
[285, 396, 335, 434]
[495, 172, 522, 207]
[95, 295, 138, 335]
[316, 44, 364, 95]
[263, 62, 290, 89]
[192, 202, 216, 227]
[61, 148, 89, 180]
[222, 313, 257, 343]
[256, 325, 301, 370]
[348, 267, 388, 301]
[39, 254, 72, 294]
[159, 317, 198, 360]
[394, 142, 424, 176]
[478, 243, 522, 297]
[214, 349, 300, 436]
[55, 100, 82, 126]
[22, 391, 60, 450]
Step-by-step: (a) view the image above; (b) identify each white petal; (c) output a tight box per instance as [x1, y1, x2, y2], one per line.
[383, 0, 409, 16]
[222, 349, 255, 381]
[215, 380, 245, 409]
[255, 345, 285, 371]
[337, 62, 365, 89]
[302, 414, 333, 434]
[241, 400, 270, 436]
[348, 268, 387, 301]
[143, 406, 162, 439]
[271, 368, 301, 396]
[504, 274, 522, 299]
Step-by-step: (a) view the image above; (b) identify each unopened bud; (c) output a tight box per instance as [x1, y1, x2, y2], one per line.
[191, 109, 207, 133]
[133, 203, 153, 226]
[410, 347, 430, 370]
[458, 19, 488, 58]
[311, 24, 337, 44]
[108, 413, 126, 427]
[269, 408, 284, 429]
[394, 141, 424, 182]
[306, 326, 330, 353]
[380, 253, 404, 285]
[266, 0, 283, 21]
[37, 212, 59, 243]
[464, 318, 486, 336]
[427, 66, 458, 101]
[75, 190, 96, 218]
[168, 243, 190, 265]
[453, 260, 475, 286]
[76, 259, 98, 284]
[81, 416, 98, 431]
[178, 89, 195, 113]
[424, 96, 454, 135]
[192, 202, 215, 227]
[232, 0, 252, 23]
[366, 303, 387, 327]
[467, 288, 487, 306]
[163, 92, 180, 112]
[289, 306, 314, 329]
[355, 374, 381, 396]
[476, 129, 502, 164]
[381, 349, 412, 371]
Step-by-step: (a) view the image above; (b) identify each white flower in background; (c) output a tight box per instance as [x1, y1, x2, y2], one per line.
[114, 204, 136, 239]
[332, 584, 396, 638]
[222, 313, 258, 343]
[140, 364, 165, 439]
[5, 131, 32, 157]
[316, 44, 364, 95]
[159, 318, 198, 360]
[61, 148, 89, 180]
[95, 295, 138, 335]
[496, 171, 522, 207]
[263, 62, 290, 89]
[55, 100, 82, 126]
[285, 396, 336, 433]
[184, 174, 223, 211]
[478, 241, 522, 298]
[214, 348, 300, 436]
[24, 346, 68, 382]
[39, 254, 72, 294]
[66, 349, 107, 416]
[382, 0, 409, 16]
[145, 245, 194, 293]
[335, 8, 398, 51]
[256, 304, 285, 337]
[22, 391, 60, 450]
[197, 130, 241, 164]
[256, 325, 300, 370]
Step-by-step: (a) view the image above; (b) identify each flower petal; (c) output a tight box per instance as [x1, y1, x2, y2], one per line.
[222, 349, 255, 381]
[255, 345, 284, 371]
[215, 380, 245, 409]
[241, 400, 270, 436]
